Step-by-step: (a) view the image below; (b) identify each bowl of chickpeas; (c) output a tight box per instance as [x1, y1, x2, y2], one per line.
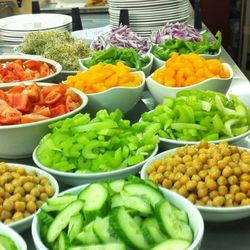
[0, 162, 59, 232]
[141, 141, 250, 222]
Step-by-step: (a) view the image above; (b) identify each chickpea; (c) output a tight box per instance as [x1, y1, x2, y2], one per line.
[168, 173, 175, 182]
[12, 212, 24, 221]
[209, 190, 219, 200]
[173, 181, 182, 189]
[198, 170, 208, 180]
[14, 201, 26, 212]
[10, 193, 22, 202]
[187, 194, 197, 204]
[174, 172, 183, 181]
[233, 167, 242, 177]
[0, 187, 4, 197]
[217, 160, 227, 170]
[241, 198, 250, 206]
[157, 165, 166, 173]
[0, 176, 8, 186]
[23, 182, 35, 193]
[218, 185, 228, 196]
[26, 201, 37, 213]
[197, 187, 208, 198]
[217, 176, 227, 186]
[212, 196, 225, 207]
[198, 153, 207, 163]
[222, 166, 233, 178]
[230, 184, 240, 194]
[225, 199, 234, 207]
[25, 194, 36, 202]
[162, 179, 172, 189]
[186, 180, 197, 191]
[235, 192, 247, 203]
[147, 165, 156, 174]
[186, 167, 197, 177]
[209, 167, 221, 180]
[4, 218, 13, 224]
[192, 159, 203, 172]
[19, 176, 28, 185]
[240, 163, 250, 173]
[30, 188, 40, 198]
[201, 196, 209, 204]
[3, 199, 14, 211]
[191, 174, 201, 182]
[240, 181, 250, 193]
[40, 193, 48, 201]
[16, 167, 26, 176]
[179, 175, 190, 184]
[240, 173, 250, 182]
[228, 175, 238, 185]
[183, 155, 192, 163]
[178, 186, 189, 197]
[1, 211, 12, 221]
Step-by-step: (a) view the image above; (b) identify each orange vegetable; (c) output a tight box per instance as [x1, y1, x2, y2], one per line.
[152, 52, 230, 87]
[65, 62, 142, 94]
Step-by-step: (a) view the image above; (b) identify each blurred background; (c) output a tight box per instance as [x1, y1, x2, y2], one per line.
[0, 0, 249, 79]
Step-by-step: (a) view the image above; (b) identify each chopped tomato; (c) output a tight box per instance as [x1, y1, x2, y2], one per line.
[65, 96, 81, 112]
[8, 84, 26, 94]
[22, 83, 40, 102]
[23, 60, 42, 71]
[21, 114, 49, 124]
[39, 63, 50, 78]
[33, 106, 51, 117]
[50, 104, 67, 117]
[7, 93, 32, 113]
[0, 105, 21, 125]
[65, 88, 81, 102]
[0, 90, 7, 101]
[44, 91, 62, 105]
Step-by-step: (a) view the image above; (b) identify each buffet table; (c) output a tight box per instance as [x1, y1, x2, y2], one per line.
[0, 44, 249, 249]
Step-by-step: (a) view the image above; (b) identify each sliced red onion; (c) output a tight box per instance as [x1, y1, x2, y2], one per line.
[91, 25, 150, 55]
[151, 22, 202, 44]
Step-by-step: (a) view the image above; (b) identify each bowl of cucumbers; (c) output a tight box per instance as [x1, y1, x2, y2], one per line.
[32, 176, 204, 250]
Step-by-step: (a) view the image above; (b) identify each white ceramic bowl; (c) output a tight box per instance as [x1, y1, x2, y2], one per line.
[2, 163, 59, 233]
[79, 53, 153, 77]
[32, 183, 204, 250]
[151, 47, 222, 70]
[146, 63, 233, 103]
[141, 147, 250, 222]
[0, 82, 88, 159]
[33, 145, 158, 186]
[73, 71, 145, 114]
[0, 222, 27, 250]
[0, 55, 62, 87]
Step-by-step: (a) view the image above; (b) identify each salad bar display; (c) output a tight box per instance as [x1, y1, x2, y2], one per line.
[0, 12, 250, 250]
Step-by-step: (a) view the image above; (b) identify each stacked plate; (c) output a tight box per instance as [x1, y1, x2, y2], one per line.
[108, 0, 192, 38]
[0, 14, 72, 43]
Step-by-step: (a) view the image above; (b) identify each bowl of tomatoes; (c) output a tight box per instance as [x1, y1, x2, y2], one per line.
[0, 55, 62, 87]
[0, 82, 88, 159]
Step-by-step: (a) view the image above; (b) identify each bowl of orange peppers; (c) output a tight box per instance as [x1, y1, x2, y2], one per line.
[146, 52, 233, 103]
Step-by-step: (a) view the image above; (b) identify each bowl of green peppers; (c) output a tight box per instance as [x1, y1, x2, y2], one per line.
[79, 47, 153, 76]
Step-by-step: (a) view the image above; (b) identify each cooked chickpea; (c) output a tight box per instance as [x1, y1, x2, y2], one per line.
[191, 174, 201, 182]
[240, 173, 250, 182]
[40, 193, 48, 201]
[198, 170, 208, 180]
[233, 167, 242, 176]
[187, 194, 197, 203]
[12, 212, 24, 221]
[217, 176, 227, 186]
[178, 186, 189, 197]
[212, 196, 225, 207]
[218, 185, 228, 196]
[230, 184, 240, 194]
[157, 165, 166, 173]
[162, 179, 172, 189]
[241, 198, 250, 206]
[14, 201, 26, 212]
[209, 190, 219, 200]
[235, 192, 247, 203]
[240, 181, 250, 193]
[222, 166, 233, 178]
[186, 180, 197, 191]
[179, 175, 190, 184]
[205, 178, 217, 191]
[197, 187, 208, 198]
[26, 201, 37, 213]
[3, 199, 14, 211]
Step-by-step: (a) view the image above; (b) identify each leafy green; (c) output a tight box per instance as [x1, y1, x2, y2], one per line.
[83, 47, 150, 70]
[151, 31, 222, 61]
[141, 90, 250, 141]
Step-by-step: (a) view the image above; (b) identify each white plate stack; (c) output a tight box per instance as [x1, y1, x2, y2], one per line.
[108, 0, 192, 38]
[0, 14, 73, 43]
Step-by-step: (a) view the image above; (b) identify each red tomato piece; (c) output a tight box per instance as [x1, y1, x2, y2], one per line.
[21, 114, 49, 124]
[8, 84, 26, 94]
[39, 63, 51, 78]
[23, 60, 42, 71]
[33, 106, 51, 117]
[2, 72, 19, 83]
[0, 104, 22, 125]
[0, 90, 7, 101]
[44, 91, 62, 105]
[7, 93, 32, 113]
[65, 88, 81, 102]
[22, 83, 41, 102]
[65, 96, 80, 112]
[50, 104, 67, 117]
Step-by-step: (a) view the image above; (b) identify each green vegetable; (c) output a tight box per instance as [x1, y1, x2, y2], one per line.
[141, 90, 250, 141]
[0, 235, 17, 250]
[151, 31, 222, 61]
[83, 47, 150, 70]
[36, 109, 159, 173]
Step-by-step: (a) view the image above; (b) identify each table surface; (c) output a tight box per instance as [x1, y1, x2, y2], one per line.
[1, 22, 250, 250]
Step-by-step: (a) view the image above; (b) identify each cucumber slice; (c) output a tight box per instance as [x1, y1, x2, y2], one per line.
[0, 235, 17, 250]
[108, 179, 125, 193]
[110, 207, 150, 250]
[78, 183, 109, 222]
[123, 183, 163, 207]
[155, 200, 193, 242]
[68, 213, 84, 242]
[151, 239, 191, 250]
[47, 200, 84, 243]
[93, 217, 118, 243]
[171, 205, 188, 224]
[75, 221, 100, 245]
[58, 231, 70, 250]
[111, 192, 152, 216]
[142, 217, 167, 245]
[67, 242, 127, 250]
[43, 195, 78, 212]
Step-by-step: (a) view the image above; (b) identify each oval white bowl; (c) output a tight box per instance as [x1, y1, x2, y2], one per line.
[1, 163, 59, 233]
[33, 145, 158, 186]
[146, 62, 233, 103]
[32, 183, 204, 250]
[0, 82, 88, 159]
[141, 147, 250, 222]
[79, 53, 153, 77]
[0, 55, 62, 87]
[0, 222, 27, 250]
[151, 47, 222, 70]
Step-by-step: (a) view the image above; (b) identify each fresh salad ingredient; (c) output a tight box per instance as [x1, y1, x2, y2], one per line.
[151, 31, 222, 61]
[0, 59, 54, 83]
[147, 140, 250, 207]
[0, 162, 55, 225]
[141, 89, 250, 141]
[18, 30, 92, 71]
[0, 83, 82, 125]
[82, 47, 150, 70]
[91, 25, 150, 55]
[36, 109, 159, 173]
[151, 52, 230, 87]
[66, 62, 142, 94]
[0, 235, 17, 250]
[37, 176, 193, 249]
[151, 22, 202, 44]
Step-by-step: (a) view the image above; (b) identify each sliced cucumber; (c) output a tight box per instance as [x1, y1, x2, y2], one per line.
[142, 217, 167, 245]
[123, 183, 163, 207]
[93, 217, 118, 243]
[68, 213, 84, 242]
[151, 239, 191, 250]
[47, 200, 84, 243]
[75, 221, 100, 245]
[110, 207, 150, 250]
[58, 231, 70, 250]
[108, 179, 125, 193]
[134, 215, 143, 227]
[43, 195, 78, 212]
[0, 235, 17, 250]
[171, 205, 188, 224]
[111, 192, 152, 216]
[78, 183, 109, 222]
[67, 242, 127, 250]
[155, 200, 193, 242]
